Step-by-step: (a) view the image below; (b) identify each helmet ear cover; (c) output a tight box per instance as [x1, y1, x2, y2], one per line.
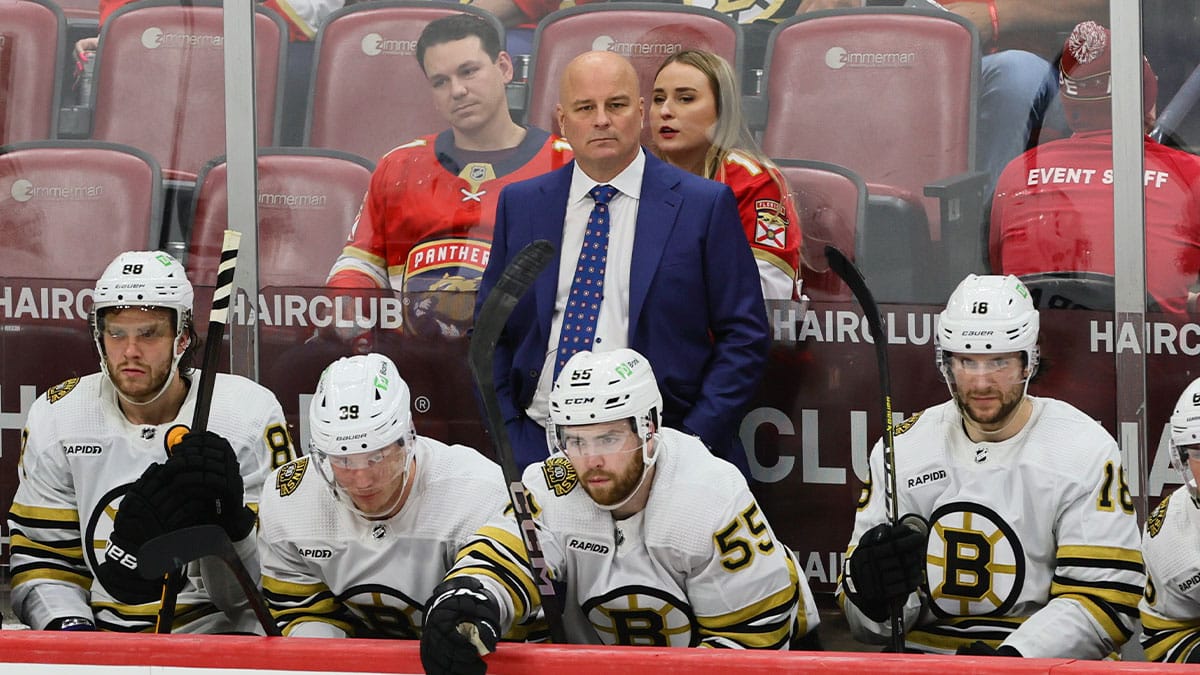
[1170, 378, 1200, 504]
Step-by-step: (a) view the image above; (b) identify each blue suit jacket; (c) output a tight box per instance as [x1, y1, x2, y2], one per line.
[476, 151, 770, 469]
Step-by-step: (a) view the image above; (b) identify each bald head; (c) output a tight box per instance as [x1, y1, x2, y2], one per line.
[556, 51, 644, 182]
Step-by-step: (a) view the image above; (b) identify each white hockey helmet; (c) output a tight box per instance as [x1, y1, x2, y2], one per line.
[547, 348, 663, 454]
[90, 251, 195, 402]
[1169, 377, 1200, 503]
[91, 250, 194, 341]
[935, 274, 1040, 380]
[308, 353, 417, 518]
[309, 353, 415, 457]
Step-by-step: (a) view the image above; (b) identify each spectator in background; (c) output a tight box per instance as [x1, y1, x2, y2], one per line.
[326, 13, 571, 339]
[797, 0, 1108, 194]
[8, 251, 296, 632]
[650, 49, 802, 301]
[838, 273, 1143, 657]
[477, 50, 769, 471]
[1140, 377, 1200, 663]
[990, 21, 1200, 319]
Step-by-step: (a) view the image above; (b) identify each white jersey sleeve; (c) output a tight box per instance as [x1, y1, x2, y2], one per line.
[836, 398, 1143, 658]
[259, 439, 509, 638]
[445, 429, 815, 649]
[9, 382, 94, 628]
[8, 372, 295, 633]
[1140, 488, 1200, 662]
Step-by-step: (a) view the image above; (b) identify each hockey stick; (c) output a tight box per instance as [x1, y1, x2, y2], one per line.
[154, 230, 242, 634]
[467, 239, 568, 644]
[824, 245, 906, 652]
[139, 524, 281, 636]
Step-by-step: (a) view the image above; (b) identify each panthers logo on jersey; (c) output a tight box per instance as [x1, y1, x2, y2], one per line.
[543, 456, 578, 497]
[926, 502, 1026, 618]
[581, 585, 698, 647]
[276, 458, 309, 497]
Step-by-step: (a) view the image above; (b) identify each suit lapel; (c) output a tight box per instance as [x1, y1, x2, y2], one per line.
[629, 154, 683, 330]
[534, 164, 574, 330]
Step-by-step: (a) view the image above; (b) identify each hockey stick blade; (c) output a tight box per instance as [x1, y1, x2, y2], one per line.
[139, 524, 281, 636]
[467, 239, 568, 643]
[824, 245, 906, 652]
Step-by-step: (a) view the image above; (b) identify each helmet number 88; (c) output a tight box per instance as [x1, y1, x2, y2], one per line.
[122, 264, 143, 274]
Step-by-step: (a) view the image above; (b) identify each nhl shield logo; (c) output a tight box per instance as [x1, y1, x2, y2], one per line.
[276, 457, 309, 497]
[46, 377, 80, 404]
[543, 456, 578, 496]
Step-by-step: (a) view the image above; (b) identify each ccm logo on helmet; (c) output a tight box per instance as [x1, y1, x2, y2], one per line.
[64, 444, 103, 455]
[298, 547, 333, 559]
[563, 398, 595, 405]
[568, 538, 610, 555]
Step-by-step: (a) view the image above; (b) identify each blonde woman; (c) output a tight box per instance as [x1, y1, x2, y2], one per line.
[651, 49, 801, 301]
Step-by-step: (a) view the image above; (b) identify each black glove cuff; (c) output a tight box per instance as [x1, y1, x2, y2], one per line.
[225, 505, 257, 541]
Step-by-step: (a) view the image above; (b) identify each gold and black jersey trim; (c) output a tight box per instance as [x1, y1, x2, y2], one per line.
[1141, 612, 1200, 662]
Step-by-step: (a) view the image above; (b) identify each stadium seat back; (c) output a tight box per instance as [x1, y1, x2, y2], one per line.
[0, 0, 66, 144]
[187, 148, 374, 288]
[304, 1, 504, 163]
[90, 0, 286, 181]
[762, 8, 979, 241]
[1019, 271, 1116, 312]
[776, 159, 865, 303]
[0, 139, 163, 279]
[526, 3, 742, 144]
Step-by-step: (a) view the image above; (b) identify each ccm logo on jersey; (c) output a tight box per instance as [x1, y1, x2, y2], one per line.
[64, 444, 103, 455]
[568, 538, 610, 555]
[297, 547, 333, 559]
[907, 469, 947, 488]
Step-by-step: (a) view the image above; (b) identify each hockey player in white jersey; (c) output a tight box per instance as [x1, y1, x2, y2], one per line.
[837, 274, 1144, 657]
[257, 353, 515, 638]
[8, 251, 296, 633]
[1140, 377, 1200, 662]
[419, 348, 821, 674]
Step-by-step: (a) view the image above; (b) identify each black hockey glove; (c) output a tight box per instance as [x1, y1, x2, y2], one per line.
[844, 516, 928, 623]
[100, 461, 204, 604]
[956, 640, 1022, 657]
[164, 431, 256, 541]
[421, 577, 501, 675]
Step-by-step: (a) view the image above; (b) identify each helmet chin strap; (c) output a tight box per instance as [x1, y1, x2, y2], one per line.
[104, 335, 187, 409]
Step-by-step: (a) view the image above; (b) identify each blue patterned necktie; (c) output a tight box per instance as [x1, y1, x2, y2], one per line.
[554, 184, 619, 378]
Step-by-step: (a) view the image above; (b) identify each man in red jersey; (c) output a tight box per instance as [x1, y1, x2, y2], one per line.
[326, 13, 572, 338]
[990, 21, 1200, 319]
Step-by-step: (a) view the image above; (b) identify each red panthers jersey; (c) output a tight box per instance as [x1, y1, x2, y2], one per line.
[327, 128, 571, 335]
[991, 131, 1200, 318]
[718, 152, 802, 300]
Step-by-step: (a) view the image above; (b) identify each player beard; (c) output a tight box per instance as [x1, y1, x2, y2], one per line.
[580, 450, 645, 507]
[954, 381, 1025, 429]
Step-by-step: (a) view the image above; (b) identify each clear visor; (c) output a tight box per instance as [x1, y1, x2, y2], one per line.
[554, 423, 642, 458]
[939, 354, 1029, 386]
[311, 440, 410, 518]
[1183, 444, 1200, 461]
